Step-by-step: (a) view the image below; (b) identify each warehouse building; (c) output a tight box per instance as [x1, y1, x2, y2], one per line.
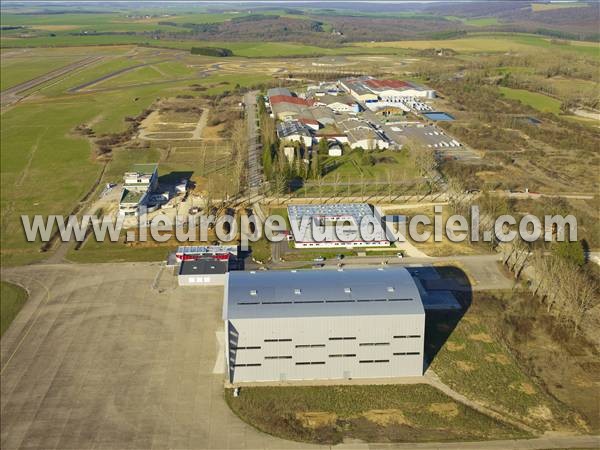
[224, 267, 425, 383]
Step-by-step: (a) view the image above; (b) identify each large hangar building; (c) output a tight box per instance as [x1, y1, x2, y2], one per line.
[224, 267, 425, 384]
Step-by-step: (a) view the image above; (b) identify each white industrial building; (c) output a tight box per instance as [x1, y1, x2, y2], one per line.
[287, 203, 389, 248]
[119, 163, 159, 216]
[224, 267, 425, 383]
[276, 120, 313, 148]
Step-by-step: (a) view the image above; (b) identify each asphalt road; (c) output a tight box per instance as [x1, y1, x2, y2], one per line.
[250, 253, 514, 291]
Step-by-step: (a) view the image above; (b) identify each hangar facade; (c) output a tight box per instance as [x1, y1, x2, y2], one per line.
[224, 267, 425, 383]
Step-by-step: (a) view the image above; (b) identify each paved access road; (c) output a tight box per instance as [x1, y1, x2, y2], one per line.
[253, 254, 514, 291]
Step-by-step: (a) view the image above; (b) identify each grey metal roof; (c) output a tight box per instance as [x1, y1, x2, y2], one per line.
[224, 267, 424, 320]
[179, 259, 228, 275]
[267, 87, 292, 97]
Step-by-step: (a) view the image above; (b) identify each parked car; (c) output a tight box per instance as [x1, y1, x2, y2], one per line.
[396, 252, 404, 258]
[313, 256, 325, 262]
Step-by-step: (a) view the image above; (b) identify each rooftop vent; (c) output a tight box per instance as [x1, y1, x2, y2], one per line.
[344, 287, 352, 294]
[250, 290, 257, 296]
[294, 288, 302, 295]
[387, 286, 395, 293]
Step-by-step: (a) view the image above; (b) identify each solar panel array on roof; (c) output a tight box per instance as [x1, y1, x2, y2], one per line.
[225, 267, 424, 320]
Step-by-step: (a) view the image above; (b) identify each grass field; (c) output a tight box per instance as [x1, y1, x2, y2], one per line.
[429, 292, 584, 431]
[498, 86, 562, 114]
[0, 281, 28, 337]
[531, 2, 589, 12]
[226, 384, 528, 444]
[358, 33, 600, 58]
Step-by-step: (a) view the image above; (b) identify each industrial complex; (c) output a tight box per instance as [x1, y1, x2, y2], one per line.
[264, 76, 461, 157]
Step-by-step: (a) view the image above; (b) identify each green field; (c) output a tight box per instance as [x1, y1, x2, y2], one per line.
[0, 281, 28, 337]
[429, 293, 581, 431]
[498, 86, 562, 114]
[226, 384, 528, 444]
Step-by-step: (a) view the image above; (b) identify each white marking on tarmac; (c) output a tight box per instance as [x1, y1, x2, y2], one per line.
[213, 331, 225, 374]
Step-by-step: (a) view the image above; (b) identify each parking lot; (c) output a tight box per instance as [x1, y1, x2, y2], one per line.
[0, 263, 316, 450]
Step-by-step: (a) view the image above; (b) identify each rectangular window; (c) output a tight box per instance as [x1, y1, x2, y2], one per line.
[295, 344, 325, 348]
[393, 352, 420, 356]
[357, 298, 386, 302]
[233, 363, 261, 367]
[296, 361, 326, 365]
[265, 356, 292, 360]
[261, 301, 293, 305]
[359, 342, 390, 347]
[231, 346, 261, 350]
[393, 335, 421, 339]
[329, 337, 356, 341]
[388, 298, 413, 302]
[264, 338, 293, 342]
[329, 354, 356, 358]
[359, 359, 390, 364]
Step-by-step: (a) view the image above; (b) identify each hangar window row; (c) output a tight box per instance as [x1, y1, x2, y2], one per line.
[359, 359, 390, 364]
[296, 344, 326, 348]
[296, 361, 326, 365]
[393, 335, 421, 339]
[264, 356, 293, 360]
[264, 338, 293, 342]
[231, 346, 261, 350]
[393, 352, 420, 356]
[233, 363, 261, 367]
[359, 342, 390, 346]
[329, 336, 356, 341]
[329, 354, 356, 358]
[236, 298, 414, 306]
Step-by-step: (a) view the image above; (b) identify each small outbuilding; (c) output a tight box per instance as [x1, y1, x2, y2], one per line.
[178, 259, 228, 286]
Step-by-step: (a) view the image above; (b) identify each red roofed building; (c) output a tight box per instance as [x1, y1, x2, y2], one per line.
[364, 79, 412, 90]
[269, 95, 314, 107]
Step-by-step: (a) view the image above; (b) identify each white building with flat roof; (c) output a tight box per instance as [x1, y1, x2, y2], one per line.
[287, 203, 389, 248]
[224, 267, 425, 383]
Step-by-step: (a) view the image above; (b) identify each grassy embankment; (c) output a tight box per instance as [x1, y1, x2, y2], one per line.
[226, 384, 529, 444]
